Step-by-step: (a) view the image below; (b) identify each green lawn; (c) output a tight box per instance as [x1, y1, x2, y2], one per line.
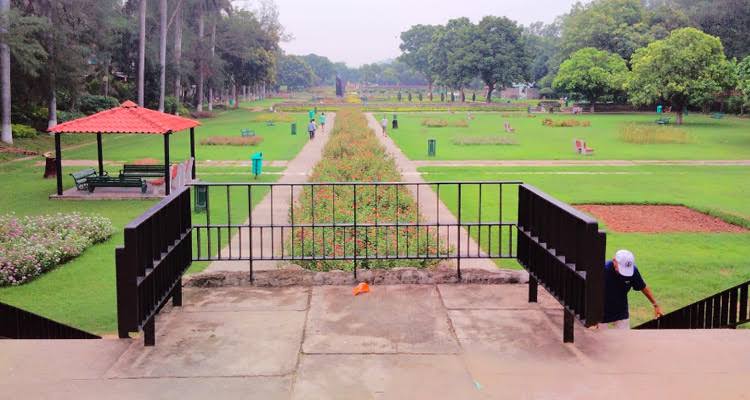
[421, 165, 750, 325]
[389, 112, 750, 160]
[62, 108, 311, 163]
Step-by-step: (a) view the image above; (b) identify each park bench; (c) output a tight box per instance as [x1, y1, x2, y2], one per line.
[120, 164, 165, 178]
[574, 139, 594, 155]
[504, 121, 515, 133]
[69, 168, 106, 191]
[86, 176, 147, 193]
[711, 112, 724, 119]
[656, 117, 671, 125]
[240, 128, 256, 137]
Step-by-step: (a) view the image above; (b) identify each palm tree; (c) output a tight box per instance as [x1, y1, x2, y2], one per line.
[137, 0, 146, 106]
[158, 0, 167, 111]
[173, 0, 182, 104]
[0, 0, 11, 144]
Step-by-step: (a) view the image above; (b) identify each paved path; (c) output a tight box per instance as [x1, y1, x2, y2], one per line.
[205, 113, 335, 273]
[2, 284, 748, 399]
[413, 159, 750, 167]
[366, 113, 497, 272]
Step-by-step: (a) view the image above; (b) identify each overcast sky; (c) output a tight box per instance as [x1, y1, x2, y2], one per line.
[239, 0, 582, 67]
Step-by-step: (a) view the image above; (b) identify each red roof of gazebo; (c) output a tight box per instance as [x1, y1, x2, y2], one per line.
[48, 100, 200, 134]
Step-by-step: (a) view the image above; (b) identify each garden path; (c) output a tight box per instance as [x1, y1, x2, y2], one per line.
[205, 113, 336, 273]
[412, 159, 750, 167]
[366, 113, 498, 272]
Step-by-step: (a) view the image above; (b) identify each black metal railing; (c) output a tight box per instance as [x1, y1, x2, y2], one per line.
[517, 184, 606, 343]
[636, 279, 750, 330]
[115, 186, 192, 346]
[191, 181, 521, 279]
[0, 301, 100, 340]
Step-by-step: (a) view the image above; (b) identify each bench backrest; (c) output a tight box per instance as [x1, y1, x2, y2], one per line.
[123, 164, 164, 172]
[71, 169, 97, 181]
[574, 139, 583, 151]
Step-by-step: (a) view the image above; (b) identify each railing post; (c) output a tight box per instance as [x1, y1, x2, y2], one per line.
[172, 282, 182, 307]
[564, 310, 574, 343]
[144, 318, 155, 346]
[528, 276, 538, 303]
[115, 246, 135, 339]
[457, 183, 462, 280]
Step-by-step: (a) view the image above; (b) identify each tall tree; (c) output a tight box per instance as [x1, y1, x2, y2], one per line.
[399, 24, 438, 100]
[137, 0, 146, 106]
[553, 47, 628, 112]
[737, 56, 750, 114]
[157, 0, 166, 111]
[472, 16, 529, 103]
[430, 19, 475, 102]
[627, 27, 733, 124]
[173, 0, 182, 103]
[0, 0, 10, 144]
[276, 54, 314, 91]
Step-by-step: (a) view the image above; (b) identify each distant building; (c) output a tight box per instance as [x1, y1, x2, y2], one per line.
[499, 83, 540, 100]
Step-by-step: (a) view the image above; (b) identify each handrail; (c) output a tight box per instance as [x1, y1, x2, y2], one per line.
[0, 301, 100, 339]
[635, 279, 750, 329]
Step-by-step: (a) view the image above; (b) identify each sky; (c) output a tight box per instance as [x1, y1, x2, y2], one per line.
[238, 0, 582, 67]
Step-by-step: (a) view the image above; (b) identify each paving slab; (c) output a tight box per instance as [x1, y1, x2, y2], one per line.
[292, 354, 479, 400]
[0, 376, 291, 400]
[181, 286, 310, 312]
[438, 283, 559, 309]
[303, 285, 459, 354]
[107, 310, 305, 378]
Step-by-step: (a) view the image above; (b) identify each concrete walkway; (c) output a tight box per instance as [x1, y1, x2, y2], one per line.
[413, 159, 750, 167]
[2, 284, 748, 399]
[366, 113, 497, 272]
[205, 113, 335, 273]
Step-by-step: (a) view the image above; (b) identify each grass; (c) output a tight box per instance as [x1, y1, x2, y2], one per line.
[388, 112, 750, 160]
[619, 123, 691, 144]
[452, 136, 518, 146]
[420, 165, 750, 326]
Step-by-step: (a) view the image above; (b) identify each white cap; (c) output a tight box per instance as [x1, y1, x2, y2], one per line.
[614, 250, 635, 277]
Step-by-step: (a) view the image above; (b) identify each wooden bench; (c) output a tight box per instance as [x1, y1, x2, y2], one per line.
[120, 164, 165, 178]
[86, 176, 147, 193]
[241, 128, 256, 137]
[574, 139, 594, 155]
[69, 168, 107, 191]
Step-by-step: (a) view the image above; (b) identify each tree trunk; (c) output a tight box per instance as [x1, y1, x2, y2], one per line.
[676, 110, 684, 125]
[158, 0, 167, 112]
[46, 5, 57, 129]
[485, 82, 494, 103]
[207, 20, 215, 112]
[173, 0, 182, 103]
[589, 97, 596, 113]
[0, 0, 11, 144]
[138, 0, 146, 107]
[196, 10, 204, 112]
[232, 83, 238, 108]
[47, 87, 57, 129]
[104, 58, 110, 97]
[460, 88, 465, 103]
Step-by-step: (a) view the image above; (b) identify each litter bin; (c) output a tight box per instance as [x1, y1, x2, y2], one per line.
[43, 151, 56, 178]
[392, 114, 398, 129]
[291, 122, 297, 135]
[251, 152, 263, 179]
[195, 185, 208, 212]
[428, 139, 436, 157]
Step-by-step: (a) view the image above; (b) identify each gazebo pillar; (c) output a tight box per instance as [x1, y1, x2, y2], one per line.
[189, 127, 196, 179]
[164, 131, 171, 196]
[96, 132, 104, 176]
[55, 133, 63, 196]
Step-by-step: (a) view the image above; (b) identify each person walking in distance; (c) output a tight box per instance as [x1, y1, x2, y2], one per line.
[318, 112, 326, 132]
[599, 250, 663, 329]
[381, 115, 388, 136]
[307, 119, 316, 140]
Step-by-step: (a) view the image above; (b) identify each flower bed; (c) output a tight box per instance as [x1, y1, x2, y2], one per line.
[290, 109, 445, 271]
[200, 136, 264, 146]
[542, 118, 591, 127]
[0, 213, 113, 286]
[421, 118, 469, 128]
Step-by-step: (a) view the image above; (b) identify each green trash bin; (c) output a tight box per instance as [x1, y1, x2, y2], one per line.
[195, 185, 208, 212]
[251, 152, 263, 179]
[291, 122, 297, 135]
[392, 114, 398, 129]
[428, 139, 436, 157]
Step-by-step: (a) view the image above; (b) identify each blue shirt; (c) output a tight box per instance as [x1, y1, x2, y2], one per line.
[602, 260, 646, 323]
[308, 122, 316, 132]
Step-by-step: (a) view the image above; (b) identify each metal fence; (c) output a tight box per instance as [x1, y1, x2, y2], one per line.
[636, 279, 750, 329]
[516, 184, 606, 342]
[191, 181, 521, 280]
[0, 301, 100, 340]
[115, 186, 192, 346]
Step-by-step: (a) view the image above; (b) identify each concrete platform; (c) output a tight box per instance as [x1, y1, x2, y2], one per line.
[1, 284, 748, 399]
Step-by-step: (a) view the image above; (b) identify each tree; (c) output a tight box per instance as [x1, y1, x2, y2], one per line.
[667, 0, 750, 60]
[472, 16, 529, 103]
[734, 56, 750, 114]
[276, 54, 314, 91]
[157, 0, 166, 111]
[430, 19, 475, 102]
[301, 54, 334, 85]
[553, 48, 628, 112]
[627, 27, 733, 124]
[137, 0, 146, 106]
[1, 0, 10, 144]
[399, 24, 438, 100]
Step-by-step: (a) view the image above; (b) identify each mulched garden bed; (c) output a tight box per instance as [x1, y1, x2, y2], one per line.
[575, 204, 747, 233]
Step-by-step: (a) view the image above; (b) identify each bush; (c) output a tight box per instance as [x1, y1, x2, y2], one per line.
[619, 124, 691, 144]
[421, 119, 469, 128]
[11, 124, 38, 139]
[190, 111, 216, 119]
[452, 136, 518, 145]
[57, 110, 85, 123]
[0, 213, 113, 286]
[164, 96, 179, 114]
[200, 136, 264, 146]
[79, 95, 120, 115]
[542, 118, 590, 127]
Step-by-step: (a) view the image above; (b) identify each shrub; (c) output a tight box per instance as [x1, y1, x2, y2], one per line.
[421, 119, 468, 128]
[11, 124, 37, 139]
[200, 136, 264, 146]
[0, 213, 113, 286]
[619, 124, 691, 144]
[79, 95, 119, 115]
[452, 136, 518, 145]
[250, 112, 294, 123]
[542, 118, 590, 127]
[163, 96, 180, 114]
[57, 110, 85, 123]
[190, 111, 216, 119]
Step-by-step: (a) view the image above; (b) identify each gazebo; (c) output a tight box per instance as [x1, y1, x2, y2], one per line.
[48, 100, 200, 196]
